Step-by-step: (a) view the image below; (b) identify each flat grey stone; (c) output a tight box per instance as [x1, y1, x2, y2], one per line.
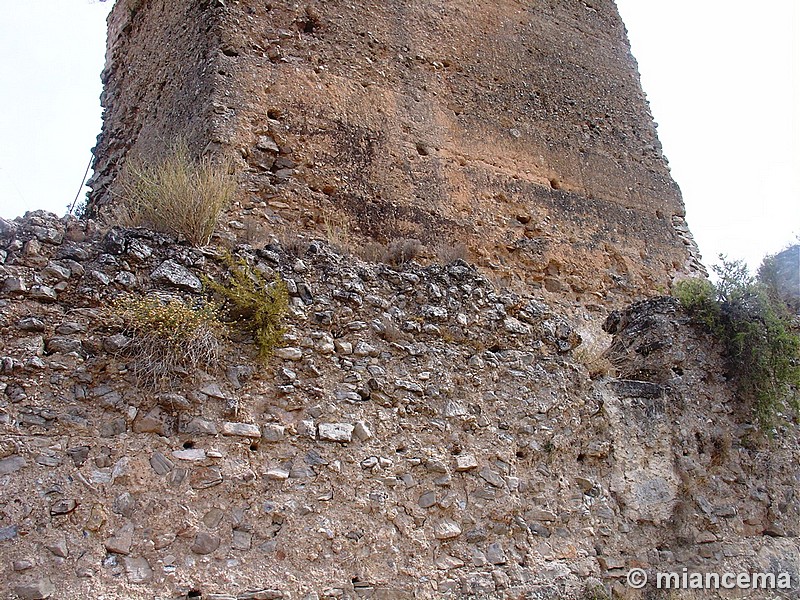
[14, 577, 55, 599]
[265, 468, 290, 480]
[0, 455, 26, 475]
[222, 422, 261, 438]
[12, 558, 33, 571]
[17, 317, 45, 332]
[202, 508, 225, 529]
[274, 347, 302, 361]
[172, 448, 206, 461]
[49, 498, 77, 515]
[29, 285, 57, 302]
[318, 423, 354, 442]
[113, 492, 137, 517]
[353, 341, 377, 357]
[42, 261, 71, 280]
[180, 415, 218, 435]
[256, 135, 280, 153]
[90, 270, 111, 285]
[527, 508, 557, 522]
[2, 277, 26, 294]
[232, 529, 252, 551]
[168, 467, 188, 487]
[191, 531, 220, 555]
[353, 421, 373, 441]
[237, 590, 284, 600]
[151, 259, 202, 292]
[150, 451, 174, 475]
[433, 520, 462, 540]
[486, 542, 507, 564]
[45, 336, 83, 355]
[123, 556, 153, 583]
[103, 333, 130, 353]
[199, 382, 226, 398]
[0, 525, 18, 541]
[479, 468, 505, 488]
[443, 400, 468, 417]
[455, 454, 478, 471]
[262, 423, 285, 442]
[105, 522, 134, 555]
[418, 491, 437, 508]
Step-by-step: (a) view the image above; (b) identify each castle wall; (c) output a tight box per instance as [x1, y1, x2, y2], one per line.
[88, 0, 704, 298]
[88, 0, 223, 206]
[0, 214, 797, 599]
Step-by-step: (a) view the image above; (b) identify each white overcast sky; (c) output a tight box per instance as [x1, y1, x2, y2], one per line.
[0, 0, 797, 273]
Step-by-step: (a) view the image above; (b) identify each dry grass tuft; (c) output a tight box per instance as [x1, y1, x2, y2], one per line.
[115, 141, 235, 246]
[277, 232, 310, 257]
[111, 294, 226, 390]
[573, 329, 613, 379]
[434, 241, 468, 264]
[384, 238, 423, 266]
[322, 214, 353, 252]
[357, 241, 387, 263]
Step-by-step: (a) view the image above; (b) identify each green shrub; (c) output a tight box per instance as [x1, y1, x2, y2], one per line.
[673, 277, 720, 331]
[111, 294, 226, 389]
[116, 140, 235, 246]
[204, 255, 288, 363]
[674, 256, 800, 430]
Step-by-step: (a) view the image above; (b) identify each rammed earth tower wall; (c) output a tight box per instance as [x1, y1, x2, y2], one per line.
[89, 0, 704, 297]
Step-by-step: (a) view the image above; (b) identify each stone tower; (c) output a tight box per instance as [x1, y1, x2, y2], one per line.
[89, 0, 703, 299]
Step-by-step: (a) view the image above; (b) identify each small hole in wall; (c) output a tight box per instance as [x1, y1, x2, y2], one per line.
[576, 453, 586, 463]
[516, 450, 527, 459]
[183, 441, 195, 449]
[415, 142, 430, 156]
[250, 443, 260, 452]
[549, 178, 561, 190]
[267, 108, 282, 120]
[187, 590, 202, 599]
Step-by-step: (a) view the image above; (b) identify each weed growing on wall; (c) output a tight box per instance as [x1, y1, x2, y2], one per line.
[204, 254, 289, 363]
[116, 140, 235, 246]
[674, 256, 800, 431]
[111, 294, 226, 389]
